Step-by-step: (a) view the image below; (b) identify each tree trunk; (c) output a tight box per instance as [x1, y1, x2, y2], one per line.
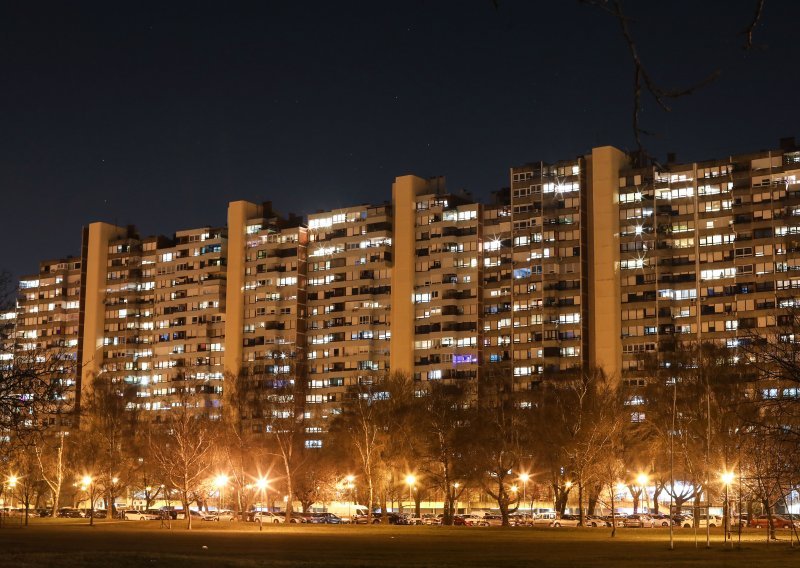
[652, 485, 663, 514]
[578, 481, 584, 526]
[283, 453, 293, 523]
[588, 485, 599, 516]
[610, 485, 616, 538]
[183, 489, 192, 530]
[380, 489, 389, 525]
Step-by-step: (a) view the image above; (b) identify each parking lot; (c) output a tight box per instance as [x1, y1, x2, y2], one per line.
[0, 519, 798, 568]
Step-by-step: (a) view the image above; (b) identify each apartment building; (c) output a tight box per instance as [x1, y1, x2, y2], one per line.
[15, 257, 82, 424]
[618, 139, 800, 387]
[10, 138, 799, 438]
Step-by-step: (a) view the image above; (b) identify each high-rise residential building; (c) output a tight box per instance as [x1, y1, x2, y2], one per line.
[15, 256, 83, 425]
[9, 138, 800, 440]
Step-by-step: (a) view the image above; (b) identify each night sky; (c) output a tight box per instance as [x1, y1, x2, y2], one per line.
[2, 1, 798, 280]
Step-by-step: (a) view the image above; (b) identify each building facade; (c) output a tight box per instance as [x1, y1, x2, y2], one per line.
[9, 139, 800, 440]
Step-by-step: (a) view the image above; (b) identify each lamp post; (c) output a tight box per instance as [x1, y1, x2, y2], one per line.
[256, 477, 269, 530]
[519, 473, 530, 515]
[405, 473, 417, 503]
[721, 471, 734, 545]
[82, 475, 94, 526]
[214, 475, 229, 513]
[453, 482, 460, 520]
[345, 475, 355, 521]
[7, 475, 17, 509]
[636, 473, 649, 513]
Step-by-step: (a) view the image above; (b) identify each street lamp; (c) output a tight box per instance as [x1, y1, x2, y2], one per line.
[405, 474, 417, 517]
[214, 474, 229, 512]
[519, 473, 530, 514]
[82, 475, 94, 526]
[453, 482, 460, 518]
[345, 475, 355, 521]
[721, 471, 735, 544]
[636, 473, 649, 513]
[7, 476, 17, 510]
[405, 474, 416, 500]
[255, 477, 269, 530]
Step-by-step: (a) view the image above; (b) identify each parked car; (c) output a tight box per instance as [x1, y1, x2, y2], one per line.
[313, 512, 343, 524]
[624, 514, 655, 528]
[202, 510, 235, 522]
[250, 511, 285, 523]
[509, 513, 533, 526]
[585, 515, 610, 528]
[550, 514, 581, 528]
[57, 507, 84, 518]
[672, 514, 691, 526]
[602, 514, 627, 527]
[482, 514, 504, 526]
[354, 512, 401, 524]
[750, 515, 800, 529]
[398, 514, 424, 525]
[122, 509, 161, 521]
[36, 508, 53, 518]
[682, 514, 722, 528]
[532, 512, 558, 526]
[160, 507, 182, 520]
[649, 514, 675, 527]
[460, 514, 490, 527]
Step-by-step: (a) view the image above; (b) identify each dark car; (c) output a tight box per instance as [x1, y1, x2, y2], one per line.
[750, 515, 799, 529]
[308, 512, 342, 524]
[57, 507, 83, 518]
[354, 512, 402, 524]
[36, 508, 53, 518]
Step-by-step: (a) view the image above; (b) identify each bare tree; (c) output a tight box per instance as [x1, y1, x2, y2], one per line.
[0, 347, 72, 444]
[331, 371, 414, 523]
[415, 381, 472, 525]
[79, 374, 138, 519]
[33, 431, 69, 517]
[463, 364, 529, 526]
[150, 401, 218, 529]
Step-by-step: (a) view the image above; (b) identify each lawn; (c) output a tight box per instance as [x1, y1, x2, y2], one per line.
[0, 519, 798, 567]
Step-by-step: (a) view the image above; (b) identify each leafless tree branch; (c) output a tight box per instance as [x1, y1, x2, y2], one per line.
[581, 0, 720, 158]
[742, 0, 766, 50]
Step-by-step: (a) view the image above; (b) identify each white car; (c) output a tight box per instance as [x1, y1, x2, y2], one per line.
[624, 514, 655, 528]
[532, 512, 558, 526]
[203, 509, 235, 521]
[460, 514, 489, 526]
[683, 514, 722, 528]
[550, 514, 582, 527]
[253, 511, 285, 523]
[123, 510, 161, 521]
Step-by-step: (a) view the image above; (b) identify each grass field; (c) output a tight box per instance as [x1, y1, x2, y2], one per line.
[0, 519, 798, 567]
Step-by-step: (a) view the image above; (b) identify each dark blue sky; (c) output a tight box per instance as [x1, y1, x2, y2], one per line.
[1, 1, 798, 279]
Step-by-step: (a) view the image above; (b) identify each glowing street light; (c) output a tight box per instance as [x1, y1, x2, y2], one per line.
[636, 473, 649, 513]
[255, 477, 270, 530]
[6, 475, 17, 512]
[721, 471, 735, 543]
[519, 473, 530, 514]
[81, 475, 95, 526]
[405, 474, 418, 517]
[214, 474, 229, 512]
